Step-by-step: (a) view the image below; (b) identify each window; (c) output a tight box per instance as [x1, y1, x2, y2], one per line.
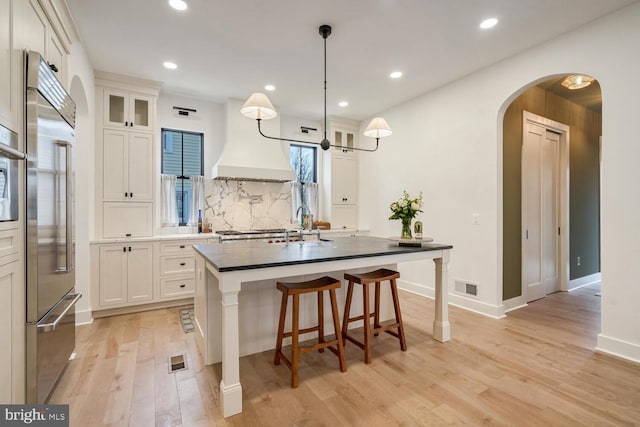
[161, 129, 204, 225]
[290, 144, 317, 183]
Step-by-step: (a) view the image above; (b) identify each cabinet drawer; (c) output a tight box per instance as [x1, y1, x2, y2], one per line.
[160, 255, 195, 275]
[160, 277, 194, 299]
[159, 240, 202, 255]
[0, 228, 20, 259]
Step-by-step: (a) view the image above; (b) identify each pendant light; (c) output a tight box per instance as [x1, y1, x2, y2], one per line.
[240, 25, 392, 152]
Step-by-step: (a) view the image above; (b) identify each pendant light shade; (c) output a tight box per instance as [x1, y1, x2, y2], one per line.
[240, 93, 278, 120]
[363, 117, 392, 139]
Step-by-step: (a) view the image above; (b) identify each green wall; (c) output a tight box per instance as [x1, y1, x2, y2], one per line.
[502, 86, 601, 301]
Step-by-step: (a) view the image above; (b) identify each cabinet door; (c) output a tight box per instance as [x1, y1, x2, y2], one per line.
[103, 129, 128, 200]
[47, 30, 66, 89]
[23, 0, 48, 57]
[99, 245, 128, 306]
[331, 155, 357, 204]
[102, 202, 153, 238]
[103, 89, 130, 128]
[127, 132, 153, 200]
[0, 0, 12, 127]
[0, 259, 24, 403]
[130, 94, 153, 131]
[332, 205, 357, 229]
[332, 128, 356, 155]
[127, 244, 153, 302]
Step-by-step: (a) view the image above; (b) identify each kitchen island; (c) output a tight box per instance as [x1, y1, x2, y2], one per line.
[193, 236, 452, 418]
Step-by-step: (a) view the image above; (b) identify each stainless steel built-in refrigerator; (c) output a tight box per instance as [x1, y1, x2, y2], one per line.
[25, 51, 81, 404]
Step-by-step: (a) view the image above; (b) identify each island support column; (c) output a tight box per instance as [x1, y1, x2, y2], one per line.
[433, 250, 451, 342]
[219, 276, 243, 417]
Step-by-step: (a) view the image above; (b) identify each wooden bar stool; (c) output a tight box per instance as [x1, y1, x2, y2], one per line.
[342, 268, 407, 364]
[274, 276, 347, 388]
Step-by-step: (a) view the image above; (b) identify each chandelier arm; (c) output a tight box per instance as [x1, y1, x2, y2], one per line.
[256, 120, 379, 152]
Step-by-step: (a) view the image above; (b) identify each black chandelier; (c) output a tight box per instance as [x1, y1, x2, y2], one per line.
[240, 25, 392, 152]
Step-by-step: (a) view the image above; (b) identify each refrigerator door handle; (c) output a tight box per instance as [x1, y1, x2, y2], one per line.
[0, 142, 27, 160]
[56, 141, 73, 273]
[37, 293, 82, 333]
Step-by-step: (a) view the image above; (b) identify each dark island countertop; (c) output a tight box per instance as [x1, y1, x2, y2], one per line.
[193, 236, 452, 272]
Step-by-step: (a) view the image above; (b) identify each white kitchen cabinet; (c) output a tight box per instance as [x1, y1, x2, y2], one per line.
[331, 205, 357, 230]
[103, 129, 153, 201]
[98, 243, 153, 307]
[0, 256, 24, 403]
[331, 154, 357, 205]
[103, 88, 154, 132]
[159, 239, 202, 300]
[103, 202, 153, 238]
[0, 0, 13, 128]
[331, 126, 357, 155]
[23, 0, 48, 59]
[47, 29, 67, 89]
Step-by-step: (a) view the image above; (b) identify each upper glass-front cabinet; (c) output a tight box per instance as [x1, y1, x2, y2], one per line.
[104, 89, 153, 131]
[332, 128, 357, 154]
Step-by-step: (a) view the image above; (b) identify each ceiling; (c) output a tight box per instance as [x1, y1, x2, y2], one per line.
[67, 0, 635, 121]
[538, 77, 602, 113]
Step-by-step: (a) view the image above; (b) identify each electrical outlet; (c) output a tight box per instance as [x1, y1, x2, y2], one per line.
[577, 256, 581, 266]
[472, 214, 480, 225]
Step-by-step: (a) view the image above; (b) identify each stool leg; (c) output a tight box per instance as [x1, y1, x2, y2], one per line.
[317, 289, 325, 353]
[341, 281, 354, 345]
[374, 281, 381, 337]
[329, 288, 347, 372]
[390, 278, 407, 351]
[291, 294, 300, 388]
[362, 282, 372, 364]
[274, 291, 288, 365]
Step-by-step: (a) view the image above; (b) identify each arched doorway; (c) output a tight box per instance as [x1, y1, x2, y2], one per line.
[501, 75, 602, 310]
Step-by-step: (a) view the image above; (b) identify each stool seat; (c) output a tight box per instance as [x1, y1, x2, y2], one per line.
[277, 276, 342, 294]
[274, 276, 347, 388]
[342, 268, 407, 364]
[344, 268, 400, 284]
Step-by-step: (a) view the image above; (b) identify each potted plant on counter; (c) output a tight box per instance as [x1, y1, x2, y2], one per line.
[389, 191, 423, 239]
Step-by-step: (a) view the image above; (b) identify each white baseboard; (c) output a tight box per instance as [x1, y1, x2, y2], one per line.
[398, 279, 506, 319]
[596, 334, 640, 364]
[568, 272, 601, 291]
[503, 295, 528, 313]
[76, 308, 94, 326]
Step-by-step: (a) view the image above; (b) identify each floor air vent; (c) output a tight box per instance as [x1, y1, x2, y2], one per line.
[169, 354, 187, 373]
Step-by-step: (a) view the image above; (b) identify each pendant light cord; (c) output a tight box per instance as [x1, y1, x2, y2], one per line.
[323, 34, 327, 142]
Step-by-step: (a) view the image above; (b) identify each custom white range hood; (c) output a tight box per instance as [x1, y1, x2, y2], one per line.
[212, 98, 295, 182]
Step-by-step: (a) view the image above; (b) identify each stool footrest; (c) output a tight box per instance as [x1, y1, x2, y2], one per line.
[282, 325, 320, 338]
[343, 333, 366, 350]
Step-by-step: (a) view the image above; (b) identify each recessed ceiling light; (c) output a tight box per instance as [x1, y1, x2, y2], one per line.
[169, 0, 187, 11]
[390, 71, 403, 79]
[480, 18, 498, 29]
[338, 101, 349, 107]
[264, 84, 276, 91]
[163, 61, 178, 70]
[561, 75, 594, 90]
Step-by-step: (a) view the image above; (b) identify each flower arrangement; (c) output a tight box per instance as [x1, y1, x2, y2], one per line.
[389, 191, 423, 238]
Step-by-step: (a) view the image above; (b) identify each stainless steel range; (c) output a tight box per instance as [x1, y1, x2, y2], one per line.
[215, 228, 301, 243]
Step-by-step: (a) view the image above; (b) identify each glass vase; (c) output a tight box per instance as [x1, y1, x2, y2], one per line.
[401, 218, 412, 239]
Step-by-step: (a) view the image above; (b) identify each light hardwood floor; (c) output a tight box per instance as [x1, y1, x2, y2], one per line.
[50, 284, 640, 426]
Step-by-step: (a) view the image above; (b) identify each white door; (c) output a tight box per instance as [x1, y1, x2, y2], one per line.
[127, 132, 153, 200]
[99, 245, 128, 306]
[522, 122, 560, 302]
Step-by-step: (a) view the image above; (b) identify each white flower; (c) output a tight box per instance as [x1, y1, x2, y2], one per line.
[391, 202, 399, 211]
[411, 202, 419, 210]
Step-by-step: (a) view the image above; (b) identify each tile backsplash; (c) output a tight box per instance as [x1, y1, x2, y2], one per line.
[203, 180, 292, 231]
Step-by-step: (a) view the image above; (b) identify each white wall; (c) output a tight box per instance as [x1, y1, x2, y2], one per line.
[358, 3, 640, 361]
[67, 42, 95, 324]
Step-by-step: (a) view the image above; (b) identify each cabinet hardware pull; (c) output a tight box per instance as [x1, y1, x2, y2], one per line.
[180, 284, 186, 288]
[124, 192, 128, 197]
[128, 246, 132, 252]
[125, 233, 132, 237]
[123, 247, 126, 252]
[130, 123, 134, 127]
[180, 262, 186, 266]
[130, 192, 133, 197]
[125, 121, 128, 127]
[179, 245, 185, 248]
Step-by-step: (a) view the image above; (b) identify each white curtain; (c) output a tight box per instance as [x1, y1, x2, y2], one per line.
[188, 175, 205, 226]
[161, 174, 178, 226]
[304, 182, 318, 222]
[290, 181, 302, 223]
